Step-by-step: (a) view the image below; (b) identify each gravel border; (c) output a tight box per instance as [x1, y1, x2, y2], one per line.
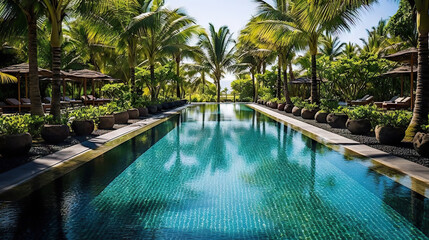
[0, 116, 157, 174]
[257, 104, 429, 167]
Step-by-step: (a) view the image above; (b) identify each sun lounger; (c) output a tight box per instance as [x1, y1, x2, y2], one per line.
[383, 97, 411, 110]
[350, 95, 374, 106]
[374, 96, 399, 108]
[1, 98, 51, 113]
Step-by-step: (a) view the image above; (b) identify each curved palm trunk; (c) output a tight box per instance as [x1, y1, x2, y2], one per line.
[51, 46, 62, 120]
[201, 72, 205, 94]
[310, 54, 319, 103]
[283, 67, 291, 104]
[216, 79, 221, 103]
[252, 70, 257, 102]
[130, 66, 135, 100]
[406, 32, 429, 140]
[27, 11, 44, 116]
[277, 55, 282, 99]
[176, 56, 181, 98]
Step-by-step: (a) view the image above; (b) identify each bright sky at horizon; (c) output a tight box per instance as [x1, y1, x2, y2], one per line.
[165, 0, 400, 90]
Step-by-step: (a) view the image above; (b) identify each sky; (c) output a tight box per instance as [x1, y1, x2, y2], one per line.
[165, 0, 400, 90]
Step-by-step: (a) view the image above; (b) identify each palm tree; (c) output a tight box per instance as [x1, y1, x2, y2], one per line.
[0, 72, 17, 83]
[0, 0, 44, 115]
[254, 0, 375, 103]
[342, 42, 360, 58]
[405, 0, 429, 140]
[198, 24, 235, 102]
[319, 33, 345, 60]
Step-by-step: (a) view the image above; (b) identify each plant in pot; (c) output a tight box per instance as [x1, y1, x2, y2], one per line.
[147, 101, 158, 114]
[268, 98, 279, 109]
[327, 107, 348, 128]
[291, 98, 305, 116]
[413, 125, 429, 157]
[344, 105, 377, 135]
[108, 101, 130, 124]
[69, 106, 97, 136]
[301, 102, 319, 120]
[97, 105, 115, 130]
[375, 110, 411, 145]
[133, 97, 149, 117]
[277, 98, 286, 111]
[41, 115, 70, 144]
[315, 99, 339, 123]
[0, 115, 32, 156]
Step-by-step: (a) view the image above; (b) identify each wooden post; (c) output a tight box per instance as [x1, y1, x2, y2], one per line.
[84, 78, 87, 101]
[410, 54, 414, 110]
[62, 77, 66, 100]
[400, 75, 404, 97]
[25, 74, 28, 98]
[92, 79, 95, 105]
[17, 75, 21, 113]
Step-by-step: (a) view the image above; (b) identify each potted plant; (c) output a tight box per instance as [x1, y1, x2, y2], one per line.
[315, 99, 339, 123]
[133, 98, 149, 117]
[301, 102, 319, 119]
[41, 115, 70, 144]
[327, 107, 348, 128]
[70, 106, 97, 136]
[344, 105, 377, 135]
[0, 115, 32, 156]
[375, 110, 411, 145]
[291, 98, 305, 116]
[112, 101, 130, 124]
[414, 125, 429, 157]
[97, 105, 115, 130]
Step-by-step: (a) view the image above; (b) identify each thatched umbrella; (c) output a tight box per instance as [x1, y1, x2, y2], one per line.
[383, 48, 418, 109]
[0, 63, 52, 112]
[381, 65, 418, 97]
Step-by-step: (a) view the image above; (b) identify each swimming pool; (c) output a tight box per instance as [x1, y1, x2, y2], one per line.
[0, 104, 428, 239]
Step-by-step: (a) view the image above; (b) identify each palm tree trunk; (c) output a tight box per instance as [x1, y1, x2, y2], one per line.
[277, 55, 282, 99]
[217, 79, 221, 103]
[252, 71, 256, 102]
[406, 32, 429, 140]
[176, 56, 181, 98]
[311, 54, 319, 103]
[51, 46, 62, 120]
[27, 10, 44, 116]
[150, 64, 156, 100]
[202, 72, 205, 94]
[283, 67, 291, 104]
[130, 66, 135, 102]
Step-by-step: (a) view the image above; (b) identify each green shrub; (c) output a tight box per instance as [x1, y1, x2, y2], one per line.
[69, 106, 99, 121]
[332, 107, 346, 114]
[269, 98, 279, 103]
[303, 102, 319, 111]
[291, 97, 305, 108]
[0, 115, 29, 136]
[344, 105, 378, 125]
[319, 99, 339, 113]
[376, 110, 412, 128]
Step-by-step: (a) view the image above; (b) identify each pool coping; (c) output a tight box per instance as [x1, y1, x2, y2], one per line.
[0, 105, 189, 200]
[247, 103, 429, 198]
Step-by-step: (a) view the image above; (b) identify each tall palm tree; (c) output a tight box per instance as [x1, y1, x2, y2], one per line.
[0, 0, 44, 115]
[405, 0, 429, 140]
[342, 42, 360, 58]
[198, 24, 235, 102]
[319, 33, 345, 60]
[254, 0, 376, 103]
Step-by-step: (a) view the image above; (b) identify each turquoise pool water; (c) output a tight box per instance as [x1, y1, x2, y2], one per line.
[0, 104, 428, 239]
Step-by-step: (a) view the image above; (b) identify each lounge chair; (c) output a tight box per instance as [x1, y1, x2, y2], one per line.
[62, 96, 82, 106]
[350, 95, 374, 106]
[374, 96, 399, 108]
[44, 97, 71, 107]
[383, 97, 411, 110]
[1, 98, 50, 113]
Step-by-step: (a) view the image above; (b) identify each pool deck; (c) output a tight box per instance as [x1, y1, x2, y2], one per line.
[0, 105, 189, 200]
[248, 103, 429, 198]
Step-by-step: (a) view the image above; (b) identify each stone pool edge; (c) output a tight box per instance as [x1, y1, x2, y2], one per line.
[0, 105, 189, 200]
[247, 103, 429, 198]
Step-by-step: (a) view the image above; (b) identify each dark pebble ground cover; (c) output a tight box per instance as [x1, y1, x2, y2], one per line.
[258, 104, 429, 168]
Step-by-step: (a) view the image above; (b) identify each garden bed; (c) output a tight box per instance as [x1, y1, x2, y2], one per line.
[257, 104, 429, 167]
[0, 118, 146, 174]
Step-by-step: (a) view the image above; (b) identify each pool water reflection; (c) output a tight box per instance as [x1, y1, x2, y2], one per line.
[0, 104, 428, 239]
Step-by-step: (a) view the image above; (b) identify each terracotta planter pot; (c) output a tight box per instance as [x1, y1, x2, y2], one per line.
[137, 107, 148, 117]
[277, 103, 286, 111]
[114, 111, 129, 124]
[413, 132, 429, 157]
[292, 107, 302, 116]
[162, 102, 170, 110]
[156, 104, 162, 112]
[0, 133, 32, 156]
[284, 104, 294, 113]
[127, 108, 140, 119]
[270, 102, 278, 109]
[301, 109, 318, 120]
[327, 113, 348, 129]
[71, 120, 95, 136]
[98, 115, 115, 130]
[375, 125, 405, 145]
[315, 111, 328, 123]
[346, 119, 372, 135]
[147, 105, 157, 114]
[181, 100, 187, 105]
[41, 124, 69, 144]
